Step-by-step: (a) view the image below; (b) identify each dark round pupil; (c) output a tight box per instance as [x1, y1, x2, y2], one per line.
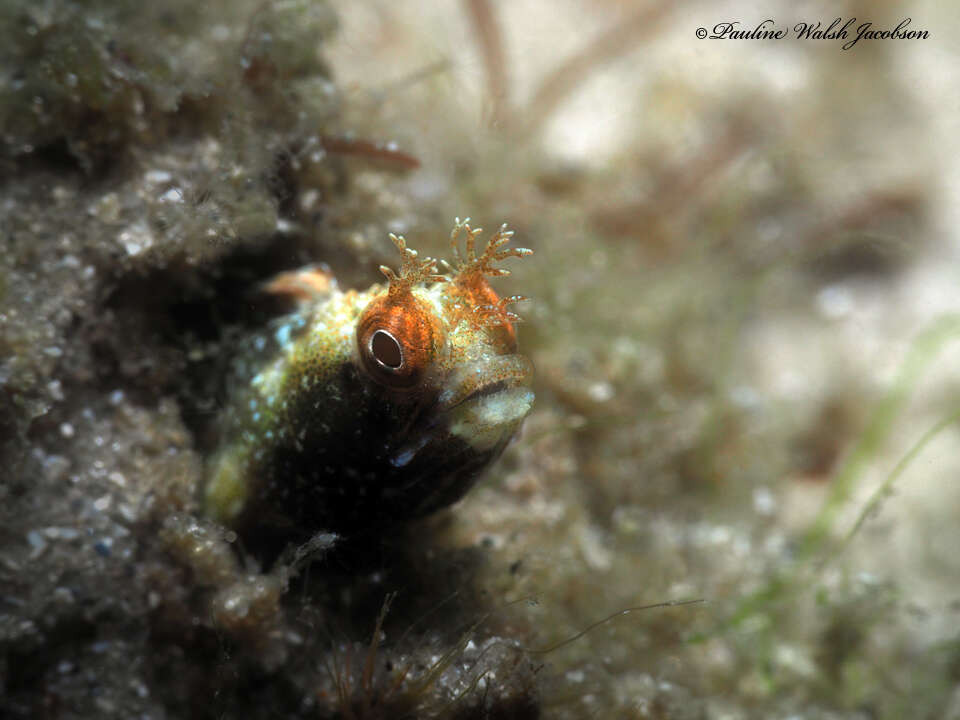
[371, 330, 403, 369]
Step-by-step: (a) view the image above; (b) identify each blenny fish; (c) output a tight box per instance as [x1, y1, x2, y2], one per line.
[205, 219, 534, 540]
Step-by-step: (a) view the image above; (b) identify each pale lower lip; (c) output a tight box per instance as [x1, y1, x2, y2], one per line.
[447, 386, 535, 451]
[389, 385, 534, 467]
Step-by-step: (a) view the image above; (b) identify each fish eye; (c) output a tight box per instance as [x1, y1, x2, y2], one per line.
[370, 329, 403, 370]
[356, 292, 443, 390]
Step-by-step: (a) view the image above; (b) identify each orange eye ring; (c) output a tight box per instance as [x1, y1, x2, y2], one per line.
[356, 292, 443, 390]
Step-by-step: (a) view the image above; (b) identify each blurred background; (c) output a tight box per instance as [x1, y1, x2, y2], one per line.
[327, 2, 960, 713]
[3, 0, 960, 717]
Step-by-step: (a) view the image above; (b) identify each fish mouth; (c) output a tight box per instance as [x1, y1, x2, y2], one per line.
[436, 353, 535, 452]
[437, 354, 533, 407]
[452, 378, 509, 406]
[388, 354, 534, 468]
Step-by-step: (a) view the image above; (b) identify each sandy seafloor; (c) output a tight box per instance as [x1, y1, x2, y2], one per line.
[3, 1, 960, 718]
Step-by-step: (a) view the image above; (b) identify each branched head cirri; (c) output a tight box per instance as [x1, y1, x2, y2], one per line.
[206, 219, 535, 541]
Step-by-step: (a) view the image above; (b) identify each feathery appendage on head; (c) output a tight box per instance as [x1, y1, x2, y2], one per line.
[448, 218, 533, 281]
[380, 232, 447, 297]
[472, 294, 530, 327]
[446, 218, 533, 331]
[357, 233, 447, 390]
